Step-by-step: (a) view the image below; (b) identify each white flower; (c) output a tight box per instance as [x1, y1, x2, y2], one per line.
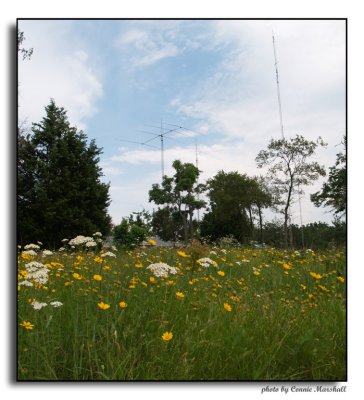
[42, 250, 53, 256]
[69, 235, 93, 246]
[93, 232, 102, 237]
[85, 241, 97, 248]
[58, 247, 66, 252]
[25, 261, 49, 285]
[19, 280, 33, 287]
[196, 258, 217, 268]
[24, 243, 40, 250]
[61, 238, 69, 243]
[100, 251, 116, 258]
[50, 301, 63, 307]
[31, 301, 48, 310]
[147, 262, 179, 277]
[22, 250, 37, 256]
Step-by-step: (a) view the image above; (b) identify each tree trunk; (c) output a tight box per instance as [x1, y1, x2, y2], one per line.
[257, 205, 263, 244]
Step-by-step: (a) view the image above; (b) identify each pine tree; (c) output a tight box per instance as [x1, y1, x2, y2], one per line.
[17, 100, 111, 247]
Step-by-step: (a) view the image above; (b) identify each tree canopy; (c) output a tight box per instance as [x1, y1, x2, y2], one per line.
[17, 100, 112, 247]
[311, 136, 346, 218]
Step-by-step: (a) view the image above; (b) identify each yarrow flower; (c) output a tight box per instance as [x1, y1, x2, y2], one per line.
[85, 241, 97, 248]
[69, 235, 94, 246]
[161, 331, 173, 342]
[22, 250, 37, 257]
[93, 232, 102, 237]
[30, 301, 48, 310]
[42, 250, 53, 256]
[50, 301, 63, 307]
[147, 262, 179, 277]
[100, 251, 116, 258]
[24, 243, 40, 251]
[196, 258, 217, 268]
[24, 261, 49, 285]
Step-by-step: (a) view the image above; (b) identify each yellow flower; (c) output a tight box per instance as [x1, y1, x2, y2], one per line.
[310, 272, 323, 280]
[337, 276, 345, 283]
[177, 250, 189, 257]
[176, 291, 185, 299]
[318, 284, 329, 292]
[93, 274, 102, 281]
[149, 277, 156, 283]
[166, 280, 175, 286]
[98, 302, 110, 310]
[119, 301, 128, 308]
[283, 263, 293, 270]
[64, 281, 72, 286]
[20, 321, 34, 330]
[149, 239, 157, 246]
[94, 256, 104, 264]
[223, 303, 232, 312]
[300, 284, 307, 290]
[217, 271, 225, 277]
[253, 271, 260, 276]
[72, 272, 82, 280]
[135, 262, 143, 268]
[162, 331, 173, 342]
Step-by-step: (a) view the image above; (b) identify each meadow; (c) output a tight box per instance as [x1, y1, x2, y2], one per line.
[17, 239, 346, 381]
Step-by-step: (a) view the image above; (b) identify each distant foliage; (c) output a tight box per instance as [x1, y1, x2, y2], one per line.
[113, 212, 151, 249]
[17, 100, 112, 247]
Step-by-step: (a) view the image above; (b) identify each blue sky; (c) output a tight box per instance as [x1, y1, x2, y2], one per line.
[18, 19, 346, 226]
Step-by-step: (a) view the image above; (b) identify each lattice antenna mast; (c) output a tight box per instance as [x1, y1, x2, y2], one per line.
[272, 32, 285, 140]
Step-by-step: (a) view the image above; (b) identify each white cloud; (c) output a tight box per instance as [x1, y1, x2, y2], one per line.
[18, 21, 103, 129]
[116, 26, 182, 67]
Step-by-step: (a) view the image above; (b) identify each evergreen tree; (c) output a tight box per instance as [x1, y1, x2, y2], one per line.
[17, 100, 111, 247]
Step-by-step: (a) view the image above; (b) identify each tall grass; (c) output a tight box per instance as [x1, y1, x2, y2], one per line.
[17, 245, 346, 380]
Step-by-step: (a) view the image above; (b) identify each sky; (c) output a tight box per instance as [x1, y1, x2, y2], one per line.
[18, 19, 346, 226]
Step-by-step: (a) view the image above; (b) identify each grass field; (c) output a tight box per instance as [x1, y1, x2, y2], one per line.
[17, 241, 346, 381]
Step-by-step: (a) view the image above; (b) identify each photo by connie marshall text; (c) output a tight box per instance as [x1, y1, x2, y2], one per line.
[261, 385, 347, 394]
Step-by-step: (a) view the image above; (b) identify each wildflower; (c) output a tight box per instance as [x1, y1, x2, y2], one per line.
[94, 256, 104, 263]
[197, 258, 217, 268]
[24, 243, 40, 251]
[148, 239, 157, 246]
[22, 250, 37, 257]
[100, 251, 116, 258]
[119, 301, 128, 308]
[93, 274, 102, 281]
[300, 284, 307, 290]
[98, 302, 110, 310]
[253, 271, 261, 276]
[176, 292, 185, 299]
[177, 250, 189, 257]
[223, 303, 232, 312]
[42, 250, 53, 256]
[149, 277, 156, 283]
[161, 331, 173, 342]
[72, 273, 82, 280]
[318, 284, 329, 292]
[18, 280, 33, 287]
[50, 301, 63, 307]
[20, 321, 34, 330]
[30, 301, 47, 310]
[337, 276, 345, 283]
[283, 263, 293, 270]
[135, 262, 143, 268]
[93, 232, 102, 237]
[310, 272, 323, 280]
[217, 271, 225, 277]
[147, 262, 179, 277]
[69, 235, 94, 246]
